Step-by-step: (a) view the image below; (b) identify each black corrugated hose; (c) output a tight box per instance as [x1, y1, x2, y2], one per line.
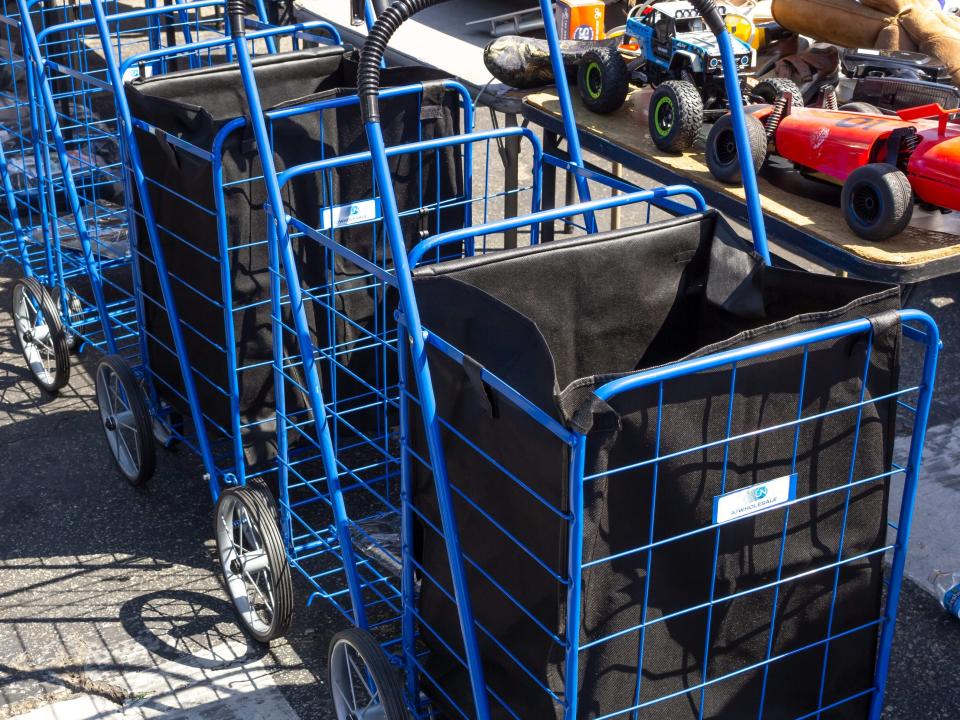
[227, 0, 248, 37]
[358, 0, 450, 123]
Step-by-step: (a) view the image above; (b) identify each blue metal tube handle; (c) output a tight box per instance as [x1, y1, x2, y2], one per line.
[684, 0, 771, 264]
[88, 0, 221, 496]
[357, 1, 492, 717]
[225, 0, 371, 630]
[16, 0, 118, 353]
[537, 0, 597, 233]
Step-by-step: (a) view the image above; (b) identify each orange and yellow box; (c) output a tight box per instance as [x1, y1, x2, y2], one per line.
[555, 0, 605, 41]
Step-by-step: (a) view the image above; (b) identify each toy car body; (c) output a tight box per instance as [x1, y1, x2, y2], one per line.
[706, 96, 960, 241]
[624, 1, 753, 103]
[838, 48, 960, 112]
[840, 48, 952, 84]
[575, 0, 778, 153]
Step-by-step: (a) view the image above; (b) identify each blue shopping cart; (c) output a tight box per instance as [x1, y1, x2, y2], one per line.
[78, 1, 346, 492]
[213, 0, 941, 718]
[1, 0, 284, 399]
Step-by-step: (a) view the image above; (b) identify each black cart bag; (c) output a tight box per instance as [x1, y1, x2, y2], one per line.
[125, 46, 463, 464]
[409, 210, 901, 719]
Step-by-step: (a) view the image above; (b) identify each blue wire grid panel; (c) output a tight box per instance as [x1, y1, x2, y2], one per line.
[7, 0, 280, 363]
[108, 13, 342, 495]
[394, 208, 940, 720]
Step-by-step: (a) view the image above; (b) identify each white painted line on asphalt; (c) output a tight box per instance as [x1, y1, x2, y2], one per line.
[14, 641, 301, 720]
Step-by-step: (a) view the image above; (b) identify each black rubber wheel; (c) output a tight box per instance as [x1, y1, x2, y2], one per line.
[246, 476, 280, 521]
[839, 101, 883, 115]
[577, 47, 630, 114]
[214, 485, 293, 644]
[11, 277, 70, 393]
[648, 80, 703, 152]
[327, 628, 407, 720]
[95, 354, 156, 485]
[752, 77, 805, 107]
[841, 163, 914, 242]
[706, 112, 768, 183]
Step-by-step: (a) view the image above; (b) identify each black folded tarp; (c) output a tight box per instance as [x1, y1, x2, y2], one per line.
[125, 47, 462, 464]
[410, 210, 900, 719]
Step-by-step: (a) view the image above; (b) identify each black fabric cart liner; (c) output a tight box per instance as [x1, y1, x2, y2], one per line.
[125, 46, 463, 464]
[409, 210, 900, 719]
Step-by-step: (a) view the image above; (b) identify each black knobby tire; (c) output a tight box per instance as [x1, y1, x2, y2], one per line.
[706, 112, 768, 183]
[95, 354, 157, 485]
[11, 277, 70, 393]
[839, 101, 883, 115]
[214, 485, 294, 644]
[752, 77, 805, 107]
[577, 47, 630, 114]
[648, 80, 703, 152]
[327, 628, 407, 720]
[841, 163, 914, 242]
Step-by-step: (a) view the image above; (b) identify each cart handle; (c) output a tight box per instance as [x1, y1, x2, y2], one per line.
[36, 0, 224, 44]
[408, 185, 707, 266]
[119, 21, 340, 77]
[594, 310, 939, 402]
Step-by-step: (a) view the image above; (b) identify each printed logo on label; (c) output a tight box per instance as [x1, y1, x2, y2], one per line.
[573, 25, 595, 40]
[713, 474, 797, 525]
[320, 199, 379, 231]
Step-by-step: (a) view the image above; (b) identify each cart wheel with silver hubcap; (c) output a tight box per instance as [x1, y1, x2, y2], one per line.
[95, 355, 156, 485]
[11, 277, 70, 393]
[214, 486, 292, 643]
[328, 628, 407, 720]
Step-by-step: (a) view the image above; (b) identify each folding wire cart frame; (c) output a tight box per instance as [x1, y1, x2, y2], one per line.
[201, 1, 941, 719]
[83, 3, 343, 491]
[199, 0, 563, 648]
[2, 0, 283, 399]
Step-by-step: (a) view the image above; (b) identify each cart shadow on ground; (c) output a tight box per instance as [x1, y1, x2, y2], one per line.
[0, 268, 337, 717]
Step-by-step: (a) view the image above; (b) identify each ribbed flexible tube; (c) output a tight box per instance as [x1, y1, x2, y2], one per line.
[358, 0, 450, 123]
[686, 0, 726, 36]
[227, 0, 247, 38]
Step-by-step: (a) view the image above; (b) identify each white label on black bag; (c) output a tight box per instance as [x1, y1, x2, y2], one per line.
[712, 474, 797, 525]
[320, 199, 379, 231]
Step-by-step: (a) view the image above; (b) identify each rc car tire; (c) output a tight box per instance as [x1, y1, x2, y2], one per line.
[578, 47, 630, 114]
[841, 163, 914, 242]
[648, 80, 703, 152]
[839, 102, 883, 115]
[752, 77, 804, 107]
[706, 112, 768, 183]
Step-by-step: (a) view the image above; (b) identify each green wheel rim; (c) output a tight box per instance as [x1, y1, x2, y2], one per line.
[654, 95, 674, 138]
[585, 62, 603, 100]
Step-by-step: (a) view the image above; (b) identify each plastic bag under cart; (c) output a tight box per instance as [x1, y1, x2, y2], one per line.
[409, 209, 903, 719]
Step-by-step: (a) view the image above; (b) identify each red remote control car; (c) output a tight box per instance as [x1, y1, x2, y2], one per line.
[705, 96, 960, 241]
